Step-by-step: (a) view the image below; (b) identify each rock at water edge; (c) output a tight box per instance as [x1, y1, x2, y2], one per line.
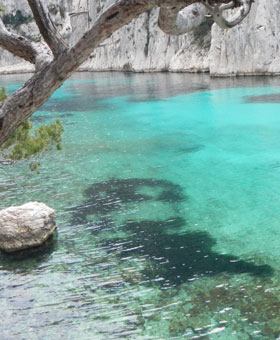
[0, 201, 56, 253]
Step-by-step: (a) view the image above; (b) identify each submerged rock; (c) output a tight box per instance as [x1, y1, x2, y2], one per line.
[0, 202, 56, 253]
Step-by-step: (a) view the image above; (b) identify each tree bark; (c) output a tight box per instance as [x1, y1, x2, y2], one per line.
[27, 0, 68, 55]
[0, 18, 38, 64]
[158, 4, 208, 35]
[0, 0, 253, 146]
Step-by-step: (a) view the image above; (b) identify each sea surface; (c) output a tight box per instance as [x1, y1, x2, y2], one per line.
[1, 72, 280, 340]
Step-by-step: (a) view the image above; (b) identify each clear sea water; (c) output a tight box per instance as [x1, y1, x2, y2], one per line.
[1, 72, 280, 340]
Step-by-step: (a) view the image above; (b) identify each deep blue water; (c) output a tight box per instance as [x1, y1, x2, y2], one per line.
[1, 72, 280, 339]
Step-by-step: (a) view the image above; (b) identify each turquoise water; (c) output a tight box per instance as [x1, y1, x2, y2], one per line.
[1, 73, 280, 339]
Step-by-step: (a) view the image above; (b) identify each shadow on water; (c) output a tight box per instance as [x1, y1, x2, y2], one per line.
[0, 233, 58, 272]
[102, 217, 273, 286]
[30, 113, 74, 123]
[244, 93, 280, 103]
[40, 98, 112, 113]
[70, 178, 186, 226]
[70, 178, 273, 287]
[178, 145, 203, 154]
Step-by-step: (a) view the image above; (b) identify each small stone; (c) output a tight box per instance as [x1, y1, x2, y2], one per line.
[0, 202, 56, 253]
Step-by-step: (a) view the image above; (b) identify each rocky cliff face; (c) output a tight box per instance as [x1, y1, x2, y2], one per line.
[0, 0, 279, 76]
[79, 0, 211, 72]
[210, 0, 280, 76]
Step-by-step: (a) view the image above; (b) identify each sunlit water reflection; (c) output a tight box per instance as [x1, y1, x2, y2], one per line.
[1, 72, 280, 340]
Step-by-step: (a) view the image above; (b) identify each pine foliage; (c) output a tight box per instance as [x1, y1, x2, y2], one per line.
[0, 87, 64, 171]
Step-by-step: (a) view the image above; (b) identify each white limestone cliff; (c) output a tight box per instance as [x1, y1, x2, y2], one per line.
[79, 1, 211, 72]
[209, 0, 280, 76]
[0, 0, 279, 76]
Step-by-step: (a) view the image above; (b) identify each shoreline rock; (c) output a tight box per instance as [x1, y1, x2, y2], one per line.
[0, 202, 56, 253]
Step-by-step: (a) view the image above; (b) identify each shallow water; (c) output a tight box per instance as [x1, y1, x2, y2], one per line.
[1, 72, 280, 340]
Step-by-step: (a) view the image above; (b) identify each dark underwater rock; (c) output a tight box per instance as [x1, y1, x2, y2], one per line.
[70, 177, 186, 225]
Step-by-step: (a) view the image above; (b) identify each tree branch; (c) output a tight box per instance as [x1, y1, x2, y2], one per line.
[0, 17, 37, 64]
[0, 17, 53, 70]
[27, 0, 68, 55]
[158, 3, 208, 35]
[202, 0, 253, 29]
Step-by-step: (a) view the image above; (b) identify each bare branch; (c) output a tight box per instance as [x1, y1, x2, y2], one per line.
[158, 3, 208, 35]
[0, 17, 37, 64]
[0, 16, 52, 70]
[27, 0, 68, 55]
[202, 0, 253, 29]
[69, 11, 89, 18]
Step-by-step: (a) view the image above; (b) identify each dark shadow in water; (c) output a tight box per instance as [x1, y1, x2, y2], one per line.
[0, 182, 16, 194]
[40, 99, 112, 113]
[178, 145, 203, 154]
[102, 217, 273, 286]
[70, 178, 186, 226]
[30, 113, 73, 123]
[0, 233, 58, 272]
[70, 178, 273, 287]
[244, 93, 280, 103]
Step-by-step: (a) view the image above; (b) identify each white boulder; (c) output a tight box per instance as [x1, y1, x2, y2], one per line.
[0, 202, 56, 253]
